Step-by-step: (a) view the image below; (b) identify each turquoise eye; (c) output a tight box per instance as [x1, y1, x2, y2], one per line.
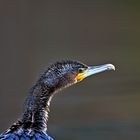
[78, 68, 85, 73]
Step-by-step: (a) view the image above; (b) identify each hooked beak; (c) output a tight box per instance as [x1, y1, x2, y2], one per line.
[76, 64, 115, 81]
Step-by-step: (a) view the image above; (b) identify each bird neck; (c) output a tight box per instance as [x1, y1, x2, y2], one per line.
[22, 80, 56, 131]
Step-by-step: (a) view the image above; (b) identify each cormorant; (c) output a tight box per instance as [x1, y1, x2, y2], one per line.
[0, 60, 115, 140]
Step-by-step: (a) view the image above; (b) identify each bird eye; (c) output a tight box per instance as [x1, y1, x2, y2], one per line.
[78, 68, 85, 73]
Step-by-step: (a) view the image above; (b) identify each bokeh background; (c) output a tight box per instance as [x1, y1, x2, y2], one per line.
[0, 0, 140, 140]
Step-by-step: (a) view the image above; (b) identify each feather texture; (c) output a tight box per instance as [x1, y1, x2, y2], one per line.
[0, 129, 54, 140]
[0, 60, 89, 139]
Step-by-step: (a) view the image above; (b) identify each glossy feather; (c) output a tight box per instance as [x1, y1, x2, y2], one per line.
[0, 129, 53, 140]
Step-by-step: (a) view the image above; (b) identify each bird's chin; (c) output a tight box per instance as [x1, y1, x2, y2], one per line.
[74, 78, 83, 83]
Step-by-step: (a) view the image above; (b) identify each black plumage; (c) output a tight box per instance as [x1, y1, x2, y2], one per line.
[0, 60, 115, 140]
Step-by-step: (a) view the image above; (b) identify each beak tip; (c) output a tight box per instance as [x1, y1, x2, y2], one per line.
[106, 64, 115, 71]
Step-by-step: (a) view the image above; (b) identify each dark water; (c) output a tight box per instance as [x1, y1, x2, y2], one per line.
[0, 0, 140, 139]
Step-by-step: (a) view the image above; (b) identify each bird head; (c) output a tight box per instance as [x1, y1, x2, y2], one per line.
[42, 60, 115, 92]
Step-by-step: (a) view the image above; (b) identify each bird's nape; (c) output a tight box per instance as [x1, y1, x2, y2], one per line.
[0, 60, 115, 140]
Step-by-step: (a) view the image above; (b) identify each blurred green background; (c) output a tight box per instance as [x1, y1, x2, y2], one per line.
[0, 0, 140, 140]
